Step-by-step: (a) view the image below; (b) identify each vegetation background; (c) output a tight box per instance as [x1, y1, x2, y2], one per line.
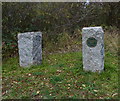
[2, 2, 119, 99]
[2, 2, 119, 58]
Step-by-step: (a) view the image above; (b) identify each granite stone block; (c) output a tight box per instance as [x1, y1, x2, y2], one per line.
[82, 27, 104, 72]
[18, 32, 42, 67]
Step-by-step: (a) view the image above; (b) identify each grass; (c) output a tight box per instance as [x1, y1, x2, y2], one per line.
[2, 51, 118, 99]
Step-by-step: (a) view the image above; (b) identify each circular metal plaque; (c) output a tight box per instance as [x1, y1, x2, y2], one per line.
[86, 37, 97, 47]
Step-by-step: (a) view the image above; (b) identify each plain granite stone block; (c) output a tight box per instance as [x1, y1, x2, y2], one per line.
[18, 32, 42, 67]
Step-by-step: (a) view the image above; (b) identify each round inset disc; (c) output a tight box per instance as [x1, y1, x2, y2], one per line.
[86, 37, 97, 47]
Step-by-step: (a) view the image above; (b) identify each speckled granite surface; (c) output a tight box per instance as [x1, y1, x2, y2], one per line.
[18, 32, 42, 67]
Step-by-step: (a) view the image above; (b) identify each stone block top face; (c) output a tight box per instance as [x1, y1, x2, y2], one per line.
[18, 32, 42, 39]
[82, 26, 103, 30]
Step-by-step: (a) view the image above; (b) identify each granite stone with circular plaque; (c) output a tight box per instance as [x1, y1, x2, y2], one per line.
[82, 27, 104, 72]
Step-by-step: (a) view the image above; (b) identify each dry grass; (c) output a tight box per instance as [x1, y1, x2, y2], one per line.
[104, 27, 119, 55]
[43, 29, 82, 55]
[43, 27, 119, 56]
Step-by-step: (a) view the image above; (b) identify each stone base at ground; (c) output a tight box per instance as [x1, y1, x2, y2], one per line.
[18, 32, 42, 67]
[82, 27, 104, 72]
